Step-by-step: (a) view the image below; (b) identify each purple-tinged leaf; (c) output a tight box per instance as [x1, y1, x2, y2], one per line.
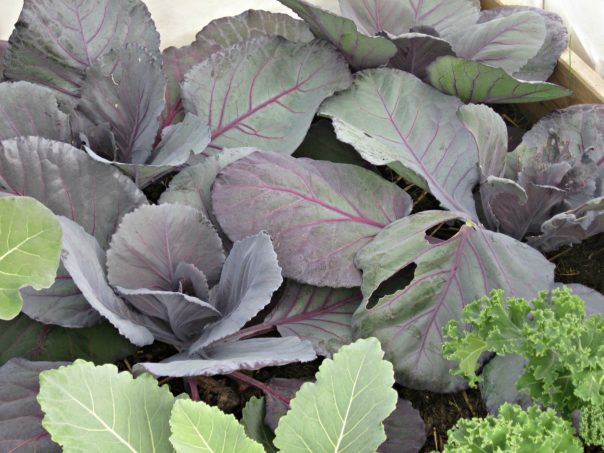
[182, 36, 351, 154]
[0, 82, 70, 142]
[174, 262, 210, 302]
[479, 176, 528, 232]
[4, 0, 160, 97]
[353, 210, 554, 392]
[277, 0, 397, 69]
[59, 216, 154, 347]
[76, 45, 165, 165]
[0, 137, 146, 327]
[389, 32, 455, 80]
[115, 288, 220, 348]
[448, 11, 546, 75]
[479, 354, 531, 415]
[458, 104, 508, 181]
[264, 378, 305, 431]
[0, 315, 136, 366]
[159, 148, 255, 224]
[527, 197, 604, 251]
[479, 7, 568, 81]
[0, 359, 65, 453]
[190, 233, 282, 352]
[379, 399, 426, 453]
[321, 69, 480, 217]
[427, 56, 571, 103]
[212, 151, 412, 287]
[134, 337, 317, 377]
[107, 204, 225, 291]
[149, 113, 210, 166]
[264, 283, 363, 356]
[339, 0, 414, 36]
[396, 0, 480, 39]
[163, 10, 313, 124]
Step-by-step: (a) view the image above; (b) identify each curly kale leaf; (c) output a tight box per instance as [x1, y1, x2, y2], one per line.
[444, 287, 604, 415]
[442, 403, 582, 452]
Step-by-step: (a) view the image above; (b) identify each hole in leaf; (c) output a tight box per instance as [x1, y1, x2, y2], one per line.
[367, 263, 417, 309]
[425, 220, 464, 242]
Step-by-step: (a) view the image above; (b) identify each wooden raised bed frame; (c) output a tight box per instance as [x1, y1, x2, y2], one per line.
[481, 0, 604, 120]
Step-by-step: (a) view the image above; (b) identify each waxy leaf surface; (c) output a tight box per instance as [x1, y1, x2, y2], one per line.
[38, 360, 175, 452]
[182, 36, 351, 154]
[321, 69, 480, 217]
[4, 0, 160, 96]
[278, 0, 397, 69]
[0, 197, 61, 320]
[264, 282, 363, 356]
[0, 359, 65, 453]
[354, 211, 554, 391]
[427, 56, 571, 103]
[212, 151, 412, 287]
[274, 337, 397, 453]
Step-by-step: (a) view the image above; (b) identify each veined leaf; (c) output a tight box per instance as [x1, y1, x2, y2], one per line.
[0, 137, 146, 327]
[163, 10, 313, 123]
[427, 56, 571, 103]
[278, 0, 397, 69]
[264, 282, 363, 356]
[321, 69, 480, 217]
[182, 36, 351, 154]
[242, 397, 276, 453]
[170, 399, 264, 453]
[4, 0, 160, 97]
[0, 196, 61, 320]
[212, 151, 412, 287]
[38, 360, 175, 453]
[353, 211, 554, 392]
[0, 359, 65, 453]
[274, 337, 397, 453]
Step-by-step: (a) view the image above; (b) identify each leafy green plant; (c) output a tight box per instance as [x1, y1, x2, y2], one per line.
[35, 338, 421, 452]
[440, 403, 582, 452]
[0, 196, 61, 320]
[443, 286, 604, 446]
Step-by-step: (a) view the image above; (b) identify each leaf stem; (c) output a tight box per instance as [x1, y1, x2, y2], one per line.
[187, 377, 200, 401]
[229, 371, 290, 406]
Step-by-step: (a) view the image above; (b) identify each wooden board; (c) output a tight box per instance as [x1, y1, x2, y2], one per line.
[480, 0, 604, 120]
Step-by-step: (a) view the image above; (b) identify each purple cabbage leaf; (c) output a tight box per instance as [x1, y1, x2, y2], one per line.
[181, 35, 352, 154]
[2, 0, 160, 97]
[427, 56, 571, 103]
[284, 0, 568, 102]
[320, 69, 480, 218]
[478, 104, 604, 250]
[212, 150, 413, 288]
[353, 210, 555, 392]
[277, 0, 397, 69]
[0, 359, 66, 453]
[0, 137, 146, 328]
[163, 9, 314, 123]
[58, 203, 316, 377]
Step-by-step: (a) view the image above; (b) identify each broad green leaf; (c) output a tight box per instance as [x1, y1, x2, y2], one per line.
[278, 0, 397, 70]
[170, 399, 265, 453]
[242, 397, 277, 453]
[38, 360, 175, 453]
[182, 36, 351, 154]
[274, 337, 397, 453]
[427, 56, 571, 103]
[0, 314, 136, 367]
[0, 196, 61, 320]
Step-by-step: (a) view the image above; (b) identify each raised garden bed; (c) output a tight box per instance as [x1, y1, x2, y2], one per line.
[0, 0, 603, 452]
